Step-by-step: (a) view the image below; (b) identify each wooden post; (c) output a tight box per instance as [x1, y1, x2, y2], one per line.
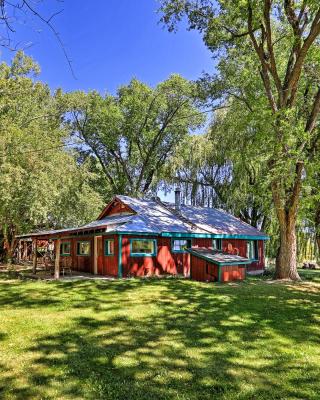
[32, 238, 37, 274]
[17, 239, 21, 264]
[93, 236, 98, 275]
[23, 241, 28, 260]
[54, 238, 61, 279]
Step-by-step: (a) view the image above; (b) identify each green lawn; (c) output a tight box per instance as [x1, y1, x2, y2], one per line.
[0, 271, 319, 400]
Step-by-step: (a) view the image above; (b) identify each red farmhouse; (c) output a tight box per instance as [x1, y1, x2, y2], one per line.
[17, 189, 268, 282]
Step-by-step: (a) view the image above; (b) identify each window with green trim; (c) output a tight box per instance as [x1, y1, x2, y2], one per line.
[246, 241, 258, 260]
[105, 239, 114, 256]
[77, 241, 90, 256]
[212, 239, 222, 251]
[172, 239, 191, 253]
[60, 242, 71, 256]
[130, 239, 156, 256]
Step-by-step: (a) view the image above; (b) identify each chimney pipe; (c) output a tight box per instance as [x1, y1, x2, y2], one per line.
[174, 185, 181, 212]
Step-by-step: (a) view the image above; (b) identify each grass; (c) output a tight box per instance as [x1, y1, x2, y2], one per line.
[0, 270, 319, 400]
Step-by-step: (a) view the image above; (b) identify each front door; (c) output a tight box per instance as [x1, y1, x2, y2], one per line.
[97, 236, 103, 274]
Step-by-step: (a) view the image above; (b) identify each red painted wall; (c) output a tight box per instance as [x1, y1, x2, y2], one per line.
[97, 235, 118, 277]
[222, 239, 265, 271]
[220, 265, 246, 282]
[58, 235, 265, 277]
[190, 254, 219, 282]
[121, 235, 191, 277]
[59, 237, 94, 274]
[190, 254, 246, 283]
[99, 200, 134, 219]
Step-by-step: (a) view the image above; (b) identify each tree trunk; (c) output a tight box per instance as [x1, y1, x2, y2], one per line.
[275, 214, 301, 280]
[316, 236, 320, 259]
[2, 224, 17, 265]
[315, 202, 320, 258]
[271, 162, 303, 281]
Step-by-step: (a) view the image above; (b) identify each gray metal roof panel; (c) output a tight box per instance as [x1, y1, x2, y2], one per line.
[116, 196, 267, 238]
[115, 196, 195, 233]
[179, 204, 267, 237]
[188, 247, 251, 265]
[16, 214, 134, 238]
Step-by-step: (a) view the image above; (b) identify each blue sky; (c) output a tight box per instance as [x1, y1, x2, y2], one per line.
[2, 0, 213, 201]
[1, 0, 213, 94]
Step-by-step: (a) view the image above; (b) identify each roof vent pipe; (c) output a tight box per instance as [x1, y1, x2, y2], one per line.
[174, 185, 181, 212]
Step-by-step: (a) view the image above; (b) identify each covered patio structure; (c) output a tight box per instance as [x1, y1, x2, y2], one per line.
[15, 218, 116, 279]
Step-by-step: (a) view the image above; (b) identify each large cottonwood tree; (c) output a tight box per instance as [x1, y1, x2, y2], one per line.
[160, 0, 320, 280]
[65, 75, 204, 197]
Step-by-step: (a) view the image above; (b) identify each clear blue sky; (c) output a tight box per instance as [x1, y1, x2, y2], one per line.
[1, 0, 213, 94]
[2, 0, 214, 201]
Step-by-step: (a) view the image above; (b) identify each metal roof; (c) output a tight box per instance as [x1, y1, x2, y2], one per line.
[16, 195, 268, 239]
[113, 195, 200, 234]
[16, 214, 133, 238]
[187, 247, 251, 265]
[115, 196, 268, 238]
[179, 204, 267, 237]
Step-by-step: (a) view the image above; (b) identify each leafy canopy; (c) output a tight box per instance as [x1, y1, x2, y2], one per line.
[0, 52, 103, 256]
[65, 75, 205, 197]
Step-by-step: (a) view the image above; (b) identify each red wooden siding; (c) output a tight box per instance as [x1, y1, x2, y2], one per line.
[190, 254, 219, 282]
[58, 237, 94, 274]
[121, 235, 192, 277]
[220, 265, 245, 282]
[190, 254, 246, 283]
[72, 236, 94, 273]
[192, 238, 212, 248]
[59, 238, 73, 269]
[249, 240, 265, 271]
[98, 235, 118, 277]
[98, 198, 134, 219]
[222, 239, 265, 271]
[57, 234, 265, 278]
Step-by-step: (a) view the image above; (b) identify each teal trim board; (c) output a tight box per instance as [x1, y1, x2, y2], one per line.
[114, 231, 269, 240]
[60, 241, 71, 256]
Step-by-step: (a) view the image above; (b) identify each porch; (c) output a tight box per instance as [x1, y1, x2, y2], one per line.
[16, 235, 104, 280]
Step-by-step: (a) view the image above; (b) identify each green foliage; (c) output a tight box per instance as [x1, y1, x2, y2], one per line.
[0, 53, 103, 259]
[64, 75, 205, 196]
[160, 1, 320, 277]
[165, 104, 272, 229]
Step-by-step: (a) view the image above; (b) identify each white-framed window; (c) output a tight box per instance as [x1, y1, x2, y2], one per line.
[105, 239, 114, 256]
[172, 239, 191, 253]
[246, 241, 258, 260]
[212, 239, 222, 250]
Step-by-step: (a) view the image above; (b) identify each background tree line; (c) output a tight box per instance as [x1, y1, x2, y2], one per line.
[0, 1, 320, 281]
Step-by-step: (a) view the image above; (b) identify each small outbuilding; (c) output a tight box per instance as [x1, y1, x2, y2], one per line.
[188, 247, 251, 282]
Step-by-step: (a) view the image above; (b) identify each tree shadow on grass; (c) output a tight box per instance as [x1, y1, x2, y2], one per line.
[1, 278, 320, 399]
[27, 280, 320, 399]
[0, 278, 143, 311]
[0, 362, 37, 400]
